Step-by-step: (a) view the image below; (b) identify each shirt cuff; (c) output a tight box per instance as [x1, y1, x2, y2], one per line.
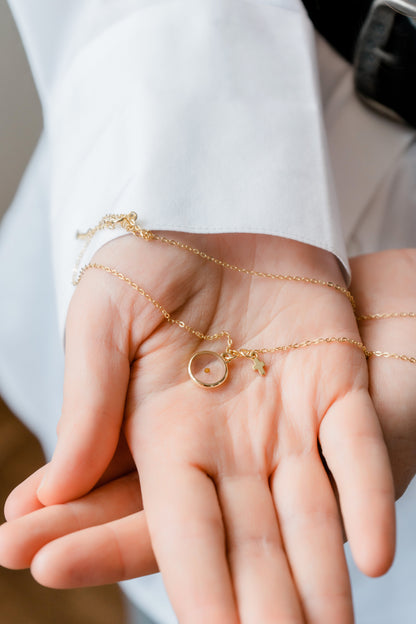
[44, 0, 349, 332]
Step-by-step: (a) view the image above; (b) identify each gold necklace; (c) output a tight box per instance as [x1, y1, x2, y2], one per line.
[74, 212, 356, 309]
[74, 214, 416, 389]
[76, 262, 369, 389]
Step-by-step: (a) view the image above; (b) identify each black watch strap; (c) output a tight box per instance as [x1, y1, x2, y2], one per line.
[302, 0, 416, 128]
[302, 0, 373, 62]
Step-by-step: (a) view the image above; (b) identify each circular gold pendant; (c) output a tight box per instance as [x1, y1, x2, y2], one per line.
[188, 351, 229, 388]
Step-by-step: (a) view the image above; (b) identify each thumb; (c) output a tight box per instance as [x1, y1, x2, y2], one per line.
[37, 278, 131, 505]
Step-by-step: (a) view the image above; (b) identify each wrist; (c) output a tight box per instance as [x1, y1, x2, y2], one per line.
[350, 249, 416, 313]
[162, 231, 347, 286]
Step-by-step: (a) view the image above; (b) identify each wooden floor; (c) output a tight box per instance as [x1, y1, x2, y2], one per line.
[0, 396, 127, 624]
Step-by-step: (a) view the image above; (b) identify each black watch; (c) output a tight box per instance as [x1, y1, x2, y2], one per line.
[354, 0, 416, 127]
[302, 0, 416, 128]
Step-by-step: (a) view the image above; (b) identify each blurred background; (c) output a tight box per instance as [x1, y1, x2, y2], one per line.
[0, 0, 41, 220]
[0, 1, 127, 621]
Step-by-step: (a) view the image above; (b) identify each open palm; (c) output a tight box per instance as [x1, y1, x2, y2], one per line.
[0, 233, 395, 624]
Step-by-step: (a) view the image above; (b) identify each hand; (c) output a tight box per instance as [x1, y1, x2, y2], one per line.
[0, 463, 158, 586]
[0, 432, 158, 585]
[0, 233, 395, 624]
[350, 249, 416, 499]
[3, 249, 413, 592]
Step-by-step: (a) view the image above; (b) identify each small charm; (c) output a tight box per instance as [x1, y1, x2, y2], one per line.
[252, 356, 266, 376]
[188, 351, 229, 388]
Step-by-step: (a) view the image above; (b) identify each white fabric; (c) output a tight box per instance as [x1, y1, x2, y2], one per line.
[9, 0, 349, 334]
[316, 36, 416, 254]
[1, 2, 416, 623]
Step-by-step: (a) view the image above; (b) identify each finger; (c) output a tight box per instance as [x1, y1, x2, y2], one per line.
[0, 472, 142, 569]
[217, 474, 304, 624]
[319, 391, 396, 577]
[31, 512, 156, 588]
[139, 461, 239, 624]
[95, 431, 136, 487]
[4, 466, 46, 521]
[5, 436, 135, 522]
[38, 282, 131, 505]
[272, 453, 353, 624]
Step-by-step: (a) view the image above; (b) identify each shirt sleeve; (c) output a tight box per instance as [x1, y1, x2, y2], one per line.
[8, 0, 349, 333]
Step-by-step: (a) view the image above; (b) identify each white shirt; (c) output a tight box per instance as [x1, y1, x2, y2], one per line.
[1, 1, 416, 622]
[8, 0, 350, 333]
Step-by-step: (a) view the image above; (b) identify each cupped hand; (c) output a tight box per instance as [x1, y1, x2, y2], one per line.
[0, 232, 395, 624]
[351, 249, 416, 499]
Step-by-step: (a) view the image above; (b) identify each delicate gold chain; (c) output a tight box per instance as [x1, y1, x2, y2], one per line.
[77, 263, 373, 380]
[356, 312, 416, 321]
[74, 212, 356, 309]
[78, 262, 416, 369]
[77, 262, 368, 355]
[366, 351, 416, 364]
[76, 263, 234, 351]
[74, 214, 416, 387]
[355, 313, 416, 364]
[251, 336, 370, 357]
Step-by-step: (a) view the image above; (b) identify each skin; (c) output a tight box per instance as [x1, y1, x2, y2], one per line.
[350, 249, 416, 499]
[0, 235, 398, 624]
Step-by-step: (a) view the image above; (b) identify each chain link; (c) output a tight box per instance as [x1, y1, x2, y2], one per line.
[369, 351, 416, 364]
[356, 312, 416, 321]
